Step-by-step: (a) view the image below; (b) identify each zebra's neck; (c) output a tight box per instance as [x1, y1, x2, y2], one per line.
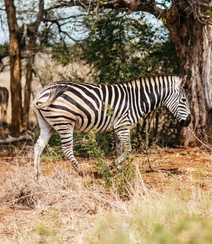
[126, 76, 176, 121]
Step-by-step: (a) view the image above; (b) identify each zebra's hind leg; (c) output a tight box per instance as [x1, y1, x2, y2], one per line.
[113, 128, 132, 169]
[34, 111, 54, 179]
[57, 126, 84, 176]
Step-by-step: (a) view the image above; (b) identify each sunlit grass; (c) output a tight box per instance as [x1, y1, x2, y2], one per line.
[86, 172, 212, 244]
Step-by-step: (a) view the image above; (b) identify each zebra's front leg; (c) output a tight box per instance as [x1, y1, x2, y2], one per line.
[114, 128, 132, 169]
[59, 128, 84, 176]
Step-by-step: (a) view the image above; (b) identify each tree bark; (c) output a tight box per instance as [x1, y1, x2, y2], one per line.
[23, 58, 33, 130]
[164, 1, 212, 146]
[4, 0, 23, 136]
[23, 24, 35, 130]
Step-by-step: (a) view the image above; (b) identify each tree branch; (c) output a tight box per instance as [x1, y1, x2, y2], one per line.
[50, 0, 165, 16]
[49, 0, 212, 25]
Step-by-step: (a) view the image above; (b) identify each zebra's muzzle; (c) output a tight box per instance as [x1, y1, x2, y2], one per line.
[179, 114, 191, 127]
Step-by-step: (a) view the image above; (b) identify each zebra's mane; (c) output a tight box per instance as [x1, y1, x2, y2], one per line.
[129, 74, 186, 89]
[130, 74, 182, 81]
[39, 74, 186, 100]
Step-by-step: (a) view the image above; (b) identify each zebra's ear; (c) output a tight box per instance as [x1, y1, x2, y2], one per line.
[180, 75, 188, 89]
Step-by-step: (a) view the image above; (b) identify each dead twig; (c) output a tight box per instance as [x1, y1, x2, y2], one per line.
[0, 135, 32, 144]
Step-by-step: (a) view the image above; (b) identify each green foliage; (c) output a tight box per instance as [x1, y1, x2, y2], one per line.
[82, 130, 105, 160]
[73, 130, 115, 158]
[51, 10, 177, 84]
[135, 107, 178, 148]
[81, 11, 156, 83]
[205, 9, 212, 15]
[79, 11, 177, 84]
[0, 43, 8, 53]
[41, 133, 64, 162]
[95, 160, 136, 199]
[73, 130, 102, 158]
[73, 130, 136, 198]
[51, 43, 74, 66]
[141, 34, 178, 74]
[112, 164, 136, 199]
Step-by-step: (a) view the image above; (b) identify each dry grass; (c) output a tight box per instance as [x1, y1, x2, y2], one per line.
[0, 147, 212, 243]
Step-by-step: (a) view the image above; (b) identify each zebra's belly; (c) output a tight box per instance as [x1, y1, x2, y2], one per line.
[74, 115, 114, 134]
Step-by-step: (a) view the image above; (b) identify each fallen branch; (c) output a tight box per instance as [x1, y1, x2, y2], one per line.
[0, 135, 32, 144]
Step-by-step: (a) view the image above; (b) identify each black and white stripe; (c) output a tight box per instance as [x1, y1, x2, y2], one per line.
[33, 75, 191, 178]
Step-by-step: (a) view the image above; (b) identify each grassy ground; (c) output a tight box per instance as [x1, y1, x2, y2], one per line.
[0, 146, 212, 243]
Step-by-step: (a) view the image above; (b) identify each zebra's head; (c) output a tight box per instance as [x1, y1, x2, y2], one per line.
[164, 77, 191, 127]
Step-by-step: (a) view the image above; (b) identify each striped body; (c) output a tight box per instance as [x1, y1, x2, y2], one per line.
[33, 75, 191, 178]
[0, 87, 9, 129]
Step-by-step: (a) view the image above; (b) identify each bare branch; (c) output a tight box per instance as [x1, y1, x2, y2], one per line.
[46, 0, 82, 11]
[0, 135, 32, 144]
[48, 0, 164, 17]
[42, 14, 85, 23]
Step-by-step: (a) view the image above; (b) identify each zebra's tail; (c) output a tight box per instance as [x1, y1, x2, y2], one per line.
[33, 84, 68, 109]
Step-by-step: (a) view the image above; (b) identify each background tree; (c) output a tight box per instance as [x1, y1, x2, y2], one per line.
[4, 0, 22, 136]
[1, 0, 55, 135]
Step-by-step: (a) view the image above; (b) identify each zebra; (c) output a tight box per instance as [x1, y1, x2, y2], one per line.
[33, 75, 191, 178]
[0, 87, 9, 129]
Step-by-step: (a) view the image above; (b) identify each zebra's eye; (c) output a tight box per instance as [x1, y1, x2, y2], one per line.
[181, 98, 186, 102]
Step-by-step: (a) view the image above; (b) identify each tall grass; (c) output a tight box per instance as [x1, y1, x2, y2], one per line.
[0, 148, 212, 243]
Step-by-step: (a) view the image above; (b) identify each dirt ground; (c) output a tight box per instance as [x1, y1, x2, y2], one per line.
[0, 145, 212, 243]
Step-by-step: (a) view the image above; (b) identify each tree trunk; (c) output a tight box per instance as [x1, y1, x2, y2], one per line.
[23, 28, 35, 130]
[22, 0, 44, 130]
[23, 59, 32, 130]
[4, 0, 23, 136]
[166, 9, 212, 146]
